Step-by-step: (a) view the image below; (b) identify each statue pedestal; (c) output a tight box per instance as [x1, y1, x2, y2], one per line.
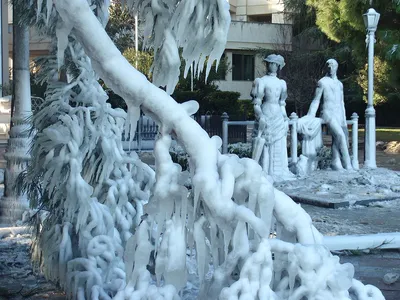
[277, 168, 400, 208]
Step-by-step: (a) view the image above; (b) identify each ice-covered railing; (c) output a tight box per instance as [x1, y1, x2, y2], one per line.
[121, 115, 159, 151]
[221, 111, 360, 170]
[288, 112, 360, 170]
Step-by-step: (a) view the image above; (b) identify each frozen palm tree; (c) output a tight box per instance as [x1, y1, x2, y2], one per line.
[18, 0, 385, 299]
[0, 0, 32, 225]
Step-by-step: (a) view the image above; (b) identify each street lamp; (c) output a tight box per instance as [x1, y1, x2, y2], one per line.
[363, 8, 380, 169]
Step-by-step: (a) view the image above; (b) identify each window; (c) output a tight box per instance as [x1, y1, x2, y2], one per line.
[232, 54, 255, 81]
[213, 53, 227, 80]
[248, 14, 272, 23]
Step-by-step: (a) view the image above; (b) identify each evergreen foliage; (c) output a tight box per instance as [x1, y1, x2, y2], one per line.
[305, 0, 400, 105]
[106, 1, 139, 52]
[122, 48, 153, 80]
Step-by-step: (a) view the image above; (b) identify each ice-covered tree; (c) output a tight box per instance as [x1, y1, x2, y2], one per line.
[20, 0, 385, 299]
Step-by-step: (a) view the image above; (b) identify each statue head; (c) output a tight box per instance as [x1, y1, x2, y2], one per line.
[264, 54, 285, 74]
[325, 59, 338, 77]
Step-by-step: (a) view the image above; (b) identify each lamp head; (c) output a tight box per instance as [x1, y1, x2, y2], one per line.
[363, 8, 380, 32]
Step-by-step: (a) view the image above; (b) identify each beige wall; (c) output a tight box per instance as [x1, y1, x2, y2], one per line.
[2, 0, 8, 86]
[7, 4, 52, 78]
[226, 21, 292, 50]
[218, 1, 293, 100]
[228, 0, 288, 23]
[215, 51, 266, 100]
[214, 19, 292, 99]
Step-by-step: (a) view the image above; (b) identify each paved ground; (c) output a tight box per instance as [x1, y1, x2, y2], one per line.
[0, 232, 65, 300]
[304, 200, 400, 236]
[340, 251, 400, 299]
[278, 168, 400, 208]
[0, 230, 398, 300]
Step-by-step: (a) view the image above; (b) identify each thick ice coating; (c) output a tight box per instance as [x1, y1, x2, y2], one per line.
[22, 0, 387, 299]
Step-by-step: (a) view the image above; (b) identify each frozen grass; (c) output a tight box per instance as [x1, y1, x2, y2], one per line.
[355, 127, 400, 142]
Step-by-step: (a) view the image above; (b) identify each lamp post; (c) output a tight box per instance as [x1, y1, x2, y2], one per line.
[135, 14, 138, 69]
[363, 8, 380, 169]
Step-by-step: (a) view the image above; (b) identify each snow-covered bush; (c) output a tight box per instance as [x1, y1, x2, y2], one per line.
[17, 0, 386, 299]
[317, 146, 333, 170]
[169, 144, 189, 171]
[227, 142, 252, 158]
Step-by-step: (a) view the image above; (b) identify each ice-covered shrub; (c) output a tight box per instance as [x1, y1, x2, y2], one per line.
[18, 3, 155, 295]
[17, 0, 386, 299]
[227, 142, 252, 158]
[317, 145, 332, 170]
[169, 144, 189, 171]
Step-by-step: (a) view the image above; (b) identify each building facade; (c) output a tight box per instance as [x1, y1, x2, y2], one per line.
[0, 2, 292, 100]
[0, 3, 52, 88]
[215, 0, 292, 99]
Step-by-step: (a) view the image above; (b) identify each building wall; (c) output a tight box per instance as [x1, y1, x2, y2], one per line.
[215, 51, 266, 100]
[8, 27, 52, 63]
[228, 0, 289, 23]
[226, 21, 292, 50]
[215, 21, 292, 100]
[1, 1, 8, 86]
[6, 4, 52, 82]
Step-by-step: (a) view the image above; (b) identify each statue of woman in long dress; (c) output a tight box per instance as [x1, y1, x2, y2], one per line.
[251, 54, 295, 181]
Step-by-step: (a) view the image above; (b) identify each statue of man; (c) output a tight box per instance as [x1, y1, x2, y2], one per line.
[307, 59, 352, 170]
[251, 54, 294, 180]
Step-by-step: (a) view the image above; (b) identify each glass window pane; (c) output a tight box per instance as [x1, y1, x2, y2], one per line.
[232, 54, 242, 80]
[243, 55, 254, 81]
[232, 54, 254, 81]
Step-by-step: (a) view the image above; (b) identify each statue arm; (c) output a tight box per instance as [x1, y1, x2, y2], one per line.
[279, 80, 288, 120]
[307, 81, 323, 117]
[251, 78, 264, 120]
[251, 78, 266, 135]
[340, 82, 347, 126]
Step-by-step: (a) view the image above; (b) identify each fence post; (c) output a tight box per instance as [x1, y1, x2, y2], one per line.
[221, 112, 229, 154]
[351, 112, 359, 170]
[289, 112, 298, 164]
[137, 112, 143, 153]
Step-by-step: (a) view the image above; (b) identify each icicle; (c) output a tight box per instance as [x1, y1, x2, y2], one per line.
[193, 186, 200, 218]
[151, 30, 181, 95]
[37, 0, 43, 21]
[55, 20, 73, 71]
[194, 216, 208, 283]
[222, 228, 232, 261]
[46, 0, 53, 25]
[130, 222, 153, 286]
[164, 217, 187, 291]
[209, 221, 220, 268]
[232, 221, 249, 258]
[59, 223, 72, 287]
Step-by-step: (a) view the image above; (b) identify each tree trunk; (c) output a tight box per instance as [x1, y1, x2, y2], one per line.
[0, 17, 31, 225]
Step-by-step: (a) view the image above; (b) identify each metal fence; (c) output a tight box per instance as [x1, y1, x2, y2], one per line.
[193, 113, 248, 144]
[32, 97, 45, 113]
[122, 115, 159, 151]
[122, 112, 250, 151]
[220, 111, 360, 169]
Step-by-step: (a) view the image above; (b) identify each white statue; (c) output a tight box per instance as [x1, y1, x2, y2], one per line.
[307, 58, 353, 170]
[296, 116, 323, 172]
[251, 54, 294, 180]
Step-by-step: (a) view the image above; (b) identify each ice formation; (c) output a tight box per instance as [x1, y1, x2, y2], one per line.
[123, 0, 230, 94]
[19, 0, 386, 299]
